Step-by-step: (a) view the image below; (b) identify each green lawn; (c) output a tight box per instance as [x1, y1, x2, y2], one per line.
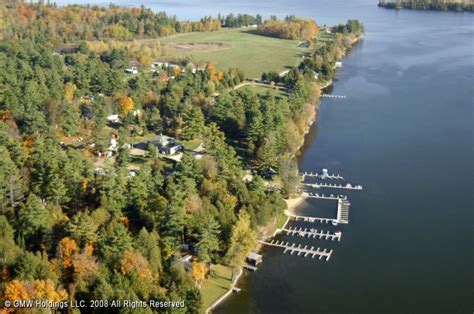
[160, 28, 309, 78]
[201, 264, 233, 310]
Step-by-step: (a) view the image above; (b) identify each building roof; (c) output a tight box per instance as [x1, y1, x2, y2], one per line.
[247, 252, 263, 262]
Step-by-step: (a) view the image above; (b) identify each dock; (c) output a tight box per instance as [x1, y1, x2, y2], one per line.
[286, 213, 337, 225]
[258, 240, 333, 261]
[301, 182, 363, 191]
[337, 198, 350, 224]
[280, 226, 341, 241]
[301, 171, 344, 180]
[243, 264, 258, 271]
[321, 94, 346, 99]
[304, 192, 347, 200]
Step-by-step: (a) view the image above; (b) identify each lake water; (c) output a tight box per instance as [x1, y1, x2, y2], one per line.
[57, 0, 474, 312]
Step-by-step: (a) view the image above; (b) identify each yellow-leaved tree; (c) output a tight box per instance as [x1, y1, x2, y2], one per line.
[224, 210, 256, 279]
[63, 82, 77, 103]
[118, 95, 134, 117]
[190, 261, 208, 288]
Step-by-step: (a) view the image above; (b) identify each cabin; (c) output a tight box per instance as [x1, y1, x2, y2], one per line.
[107, 114, 120, 124]
[152, 61, 168, 68]
[335, 61, 342, 68]
[181, 255, 193, 271]
[161, 143, 184, 155]
[152, 134, 184, 155]
[125, 66, 138, 74]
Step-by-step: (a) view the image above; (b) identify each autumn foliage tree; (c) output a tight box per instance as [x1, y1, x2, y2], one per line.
[118, 95, 134, 117]
[190, 261, 208, 288]
[4, 279, 68, 302]
[256, 17, 318, 41]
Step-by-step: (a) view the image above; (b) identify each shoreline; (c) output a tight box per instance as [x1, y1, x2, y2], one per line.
[205, 32, 362, 314]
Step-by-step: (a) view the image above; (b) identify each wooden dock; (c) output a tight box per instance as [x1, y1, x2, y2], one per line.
[321, 94, 346, 99]
[301, 171, 344, 180]
[301, 182, 363, 191]
[258, 240, 333, 261]
[244, 264, 258, 271]
[280, 226, 342, 241]
[286, 213, 337, 225]
[304, 192, 347, 201]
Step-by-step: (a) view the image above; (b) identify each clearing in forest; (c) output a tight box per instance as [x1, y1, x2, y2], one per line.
[160, 28, 309, 78]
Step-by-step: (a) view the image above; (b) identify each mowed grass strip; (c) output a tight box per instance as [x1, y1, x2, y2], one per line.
[161, 28, 309, 78]
[201, 264, 233, 310]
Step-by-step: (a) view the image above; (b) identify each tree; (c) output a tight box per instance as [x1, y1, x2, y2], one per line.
[18, 193, 51, 242]
[0, 215, 21, 266]
[224, 211, 256, 278]
[181, 104, 205, 141]
[118, 95, 134, 117]
[196, 215, 220, 262]
[190, 261, 208, 288]
[0, 146, 25, 214]
[63, 82, 77, 103]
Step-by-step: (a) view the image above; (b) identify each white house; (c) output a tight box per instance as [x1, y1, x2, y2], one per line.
[125, 66, 138, 74]
[107, 114, 120, 124]
[335, 61, 342, 68]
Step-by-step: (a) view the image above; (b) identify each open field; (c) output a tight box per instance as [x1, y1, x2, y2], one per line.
[160, 28, 309, 78]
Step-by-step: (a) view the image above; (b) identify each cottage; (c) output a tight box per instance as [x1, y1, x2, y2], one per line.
[107, 114, 120, 124]
[152, 61, 168, 68]
[153, 134, 184, 155]
[125, 66, 138, 74]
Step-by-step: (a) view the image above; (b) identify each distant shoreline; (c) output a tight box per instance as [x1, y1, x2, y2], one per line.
[378, 1, 473, 13]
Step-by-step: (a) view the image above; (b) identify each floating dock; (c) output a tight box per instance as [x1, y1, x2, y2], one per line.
[301, 171, 344, 180]
[337, 198, 350, 224]
[286, 214, 337, 225]
[304, 192, 347, 200]
[279, 226, 341, 242]
[301, 182, 363, 191]
[321, 94, 346, 99]
[258, 240, 333, 261]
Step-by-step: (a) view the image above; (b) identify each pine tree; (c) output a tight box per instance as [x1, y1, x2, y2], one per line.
[197, 215, 220, 262]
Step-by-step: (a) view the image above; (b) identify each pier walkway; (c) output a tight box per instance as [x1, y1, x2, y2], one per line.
[280, 226, 342, 241]
[301, 171, 344, 180]
[304, 192, 347, 201]
[321, 94, 346, 99]
[286, 213, 337, 224]
[302, 182, 363, 191]
[258, 240, 333, 261]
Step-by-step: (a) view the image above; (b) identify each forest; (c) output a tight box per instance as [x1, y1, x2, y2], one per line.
[255, 16, 319, 41]
[378, 0, 474, 12]
[0, 0, 363, 312]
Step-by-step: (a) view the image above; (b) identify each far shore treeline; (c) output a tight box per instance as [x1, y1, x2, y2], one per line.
[378, 0, 473, 12]
[0, 0, 364, 311]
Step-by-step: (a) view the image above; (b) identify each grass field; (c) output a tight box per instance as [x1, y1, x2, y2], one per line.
[201, 264, 233, 310]
[160, 28, 309, 78]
